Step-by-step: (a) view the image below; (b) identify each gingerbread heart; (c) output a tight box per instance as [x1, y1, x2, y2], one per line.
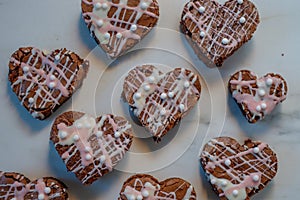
[50, 111, 133, 185]
[8, 47, 89, 120]
[119, 174, 197, 200]
[181, 0, 260, 66]
[0, 171, 68, 200]
[123, 65, 201, 142]
[200, 137, 278, 200]
[81, 0, 159, 58]
[229, 70, 288, 123]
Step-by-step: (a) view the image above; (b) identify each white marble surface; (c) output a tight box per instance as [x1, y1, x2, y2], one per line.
[0, 0, 299, 199]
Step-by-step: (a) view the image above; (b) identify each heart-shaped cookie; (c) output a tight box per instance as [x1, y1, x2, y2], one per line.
[229, 70, 288, 123]
[123, 65, 201, 142]
[200, 137, 278, 200]
[0, 171, 68, 200]
[181, 0, 260, 66]
[8, 47, 89, 120]
[50, 111, 133, 185]
[81, 0, 159, 58]
[118, 174, 197, 200]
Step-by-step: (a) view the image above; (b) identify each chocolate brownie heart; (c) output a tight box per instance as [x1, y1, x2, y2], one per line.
[8, 47, 89, 120]
[50, 111, 134, 185]
[119, 174, 197, 200]
[181, 0, 260, 66]
[81, 0, 159, 58]
[0, 171, 68, 200]
[123, 65, 201, 142]
[229, 70, 288, 123]
[200, 137, 278, 200]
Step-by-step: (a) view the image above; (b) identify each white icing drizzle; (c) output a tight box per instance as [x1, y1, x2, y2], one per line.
[230, 71, 287, 122]
[55, 114, 132, 184]
[82, 0, 159, 57]
[202, 138, 277, 200]
[0, 173, 66, 200]
[123, 66, 201, 139]
[121, 177, 196, 199]
[182, 0, 259, 64]
[10, 47, 87, 119]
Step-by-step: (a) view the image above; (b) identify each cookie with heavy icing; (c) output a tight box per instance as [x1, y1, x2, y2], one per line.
[81, 0, 159, 58]
[0, 171, 68, 200]
[229, 70, 288, 123]
[8, 47, 89, 120]
[119, 174, 197, 200]
[181, 0, 260, 66]
[200, 137, 278, 200]
[123, 65, 201, 142]
[50, 111, 133, 185]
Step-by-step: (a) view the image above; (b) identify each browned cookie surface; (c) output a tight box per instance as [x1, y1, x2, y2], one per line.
[200, 137, 278, 200]
[50, 111, 133, 185]
[81, 0, 159, 58]
[119, 174, 196, 199]
[181, 0, 260, 66]
[0, 171, 68, 200]
[123, 65, 201, 142]
[8, 47, 89, 120]
[228, 70, 288, 123]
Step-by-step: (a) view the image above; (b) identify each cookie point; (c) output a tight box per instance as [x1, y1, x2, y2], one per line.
[142, 189, 149, 197]
[96, 19, 104, 27]
[222, 38, 229, 45]
[140, 2, 148, 10]
[114, 131, 121, 138]
[258, 89, 266, 97]
[253, 147, 260, 154]
[28, 97, 34, 104]
[266, 78, 273, 86]
[100, 155, 106, 163]
[130, 24, 137, 32]
[256, 105, 262, 112]
[224, 159, 231, 166]
[44, 187, 51, 194]
[200, 31, 205, 38]
[38, 194, 45, 200]
[252, 174, 260, 182]
[232, 189, 239, 196]
[198, 6, 205, 13]
[94, 2, 102, 10]
[160, 93, 167, 100]
[54, 54, 60, 61]
[22, 65, 29, 73]
[239, 17, 246, 24]
[168, 91, 174, 98]
[116, 32, 123, 39]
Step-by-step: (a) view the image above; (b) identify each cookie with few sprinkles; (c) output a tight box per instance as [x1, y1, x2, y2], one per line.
[118, 174, 197, 200]
[8, 47, 89, 120]
[200, 137, 278, 200]
[123, 65, 201, 142]
[81, 0, 159, 58]
[0, 171, 68, 200]
[229, 70, 288, 123]
[181, 0, 260, 67]
[50, 111, 134, 185]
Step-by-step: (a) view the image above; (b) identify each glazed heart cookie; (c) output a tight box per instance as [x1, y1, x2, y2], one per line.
[8, 47, 89, 120]
[229, 70, 288, 123]
[50, 111, 133, 185]
[0, 171, 68, 200]
[81, 0, 159, 58]
[123, 65, 201, 142]
[118, 174, 197, 199]
[181, 0, 260, 66]
[200, 137, 278, 200]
